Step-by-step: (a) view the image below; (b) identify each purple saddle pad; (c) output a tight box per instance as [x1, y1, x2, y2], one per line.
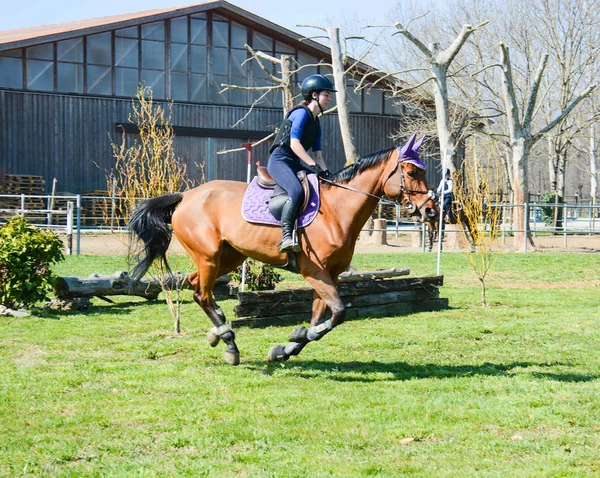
[241, 174, 320, 227]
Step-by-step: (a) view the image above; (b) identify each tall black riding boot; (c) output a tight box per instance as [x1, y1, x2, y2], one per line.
[278, 198, 300, 252]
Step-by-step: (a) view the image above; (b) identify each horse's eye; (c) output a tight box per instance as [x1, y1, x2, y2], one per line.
[408, 171, 416, 178]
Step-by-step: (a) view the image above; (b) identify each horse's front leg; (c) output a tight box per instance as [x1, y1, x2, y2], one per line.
[268, 271, 344, 363]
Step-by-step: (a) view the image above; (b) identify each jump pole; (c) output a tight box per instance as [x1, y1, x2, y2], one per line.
[240, 143, 253, 292]
[436, 149, 455, 276]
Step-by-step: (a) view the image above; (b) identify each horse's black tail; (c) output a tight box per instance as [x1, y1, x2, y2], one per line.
[128, 193, 184, 281]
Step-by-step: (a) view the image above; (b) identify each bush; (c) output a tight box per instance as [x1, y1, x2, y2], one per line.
[541, 192, 559, 225]
[229, 259, 282, 291]
[0, 216, 64, 309]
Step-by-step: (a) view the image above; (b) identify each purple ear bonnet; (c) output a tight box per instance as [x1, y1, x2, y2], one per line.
[397, 133, 427, 169]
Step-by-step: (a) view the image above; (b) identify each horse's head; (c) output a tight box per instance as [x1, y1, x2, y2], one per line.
[383, 133, 438, 223]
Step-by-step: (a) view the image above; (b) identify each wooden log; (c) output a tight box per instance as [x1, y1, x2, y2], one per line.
[53, 271, 231, 300]
[336, 276, 443, 297]
[337, 267, 409, 282]
[234, 288, 438, 318]
[230, 298, 449, 328]
[237, 276, 443, 305]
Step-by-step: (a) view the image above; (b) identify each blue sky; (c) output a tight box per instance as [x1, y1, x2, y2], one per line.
[0, 0, 397, 35]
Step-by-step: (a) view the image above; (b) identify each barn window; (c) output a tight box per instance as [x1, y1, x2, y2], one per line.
[116, 67, 138, 97]
[384, 92, 403, 116]
[116, 37, 138, 68]
[170, 43, 188, 72]
[0, 50, 23, 89]
[191, 46, 207, 73]
[57, 38, 83, 63]
[141, 39, 165, 70]
[191, 15, 207, 45]
[87, 65, 112, 94]
[346, 80, 362, 113]
[87, 33, 112, 66]
[26, 43, 53, 60]
[171, 72, 188, 101]
[252, 32, 272, 53]
[141, 70, 165, 98]
[142, 22, 165, 41]
[190, 73, 207, 102]
[57, 62, 83, 93]
[231, 22, 247, 49]
[170, 17, 188, 44]
[27, 59, 54, 91]
[363, 87, 383, 114]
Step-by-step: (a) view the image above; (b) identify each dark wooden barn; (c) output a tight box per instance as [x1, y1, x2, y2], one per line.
[0, 0, 441, 195]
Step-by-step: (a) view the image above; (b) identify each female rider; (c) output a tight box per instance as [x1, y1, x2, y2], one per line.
[267, 73, 336, 252]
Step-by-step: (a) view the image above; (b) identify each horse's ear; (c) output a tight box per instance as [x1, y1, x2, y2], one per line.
[413, 134, 426, 152]
[400, 132, 417, 157]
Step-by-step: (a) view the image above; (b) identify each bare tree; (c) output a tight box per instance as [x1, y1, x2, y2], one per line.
[494, 43, 596, 247]
[373, 12, 488, 171]
[298, 24, 384, 164]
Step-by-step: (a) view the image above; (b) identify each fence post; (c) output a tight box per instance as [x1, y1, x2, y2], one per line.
[563, 202, 568, 248]
[421, 222, 426, 252]
[20, 194, 25, 213]
[76, 195, 81, 256]
[66, 201, 74, 255]
[523, 202, 529, 253]
[110, 178, 117, 232]
[501, 204, 506, 247]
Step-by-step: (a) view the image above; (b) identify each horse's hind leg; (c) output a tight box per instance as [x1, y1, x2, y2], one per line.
[268, 270, 345, 363]
[190, 256, 241, 366]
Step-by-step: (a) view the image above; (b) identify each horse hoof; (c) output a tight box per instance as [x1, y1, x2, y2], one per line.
[289, 325, 308, 343]
[267, 344, 288, 363]
[223, 350, 240, 366]
[206, 327, 220, 347]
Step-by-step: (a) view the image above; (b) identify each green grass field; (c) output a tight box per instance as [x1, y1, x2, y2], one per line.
[1, 252, 599, 476]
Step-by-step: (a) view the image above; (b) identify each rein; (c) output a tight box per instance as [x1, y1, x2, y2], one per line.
[319, 155, 433, 210]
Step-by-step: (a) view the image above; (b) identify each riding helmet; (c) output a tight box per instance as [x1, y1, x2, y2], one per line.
[301, 74, 337, 98]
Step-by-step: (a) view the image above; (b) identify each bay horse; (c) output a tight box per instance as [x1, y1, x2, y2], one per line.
[128, 133, 438, 365]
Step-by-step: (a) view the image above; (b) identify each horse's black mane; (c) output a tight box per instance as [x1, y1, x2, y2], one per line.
[327, 147, 395, 186]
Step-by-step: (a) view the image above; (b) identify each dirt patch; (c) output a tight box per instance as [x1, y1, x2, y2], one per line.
[13, 346, 47, 368]
[61, 231, 599, 256]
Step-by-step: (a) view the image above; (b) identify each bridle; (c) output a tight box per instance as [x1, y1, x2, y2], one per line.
[319, 152, 435, 213]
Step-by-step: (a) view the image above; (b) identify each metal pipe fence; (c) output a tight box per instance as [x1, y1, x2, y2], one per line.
[0, 194, 598, 254]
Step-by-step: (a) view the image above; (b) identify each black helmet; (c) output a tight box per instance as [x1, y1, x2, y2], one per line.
[301, 74, 337, 98]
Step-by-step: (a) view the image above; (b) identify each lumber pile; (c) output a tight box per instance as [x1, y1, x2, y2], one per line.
[0, 174, 46, 222]
[232, 270, 448, 328]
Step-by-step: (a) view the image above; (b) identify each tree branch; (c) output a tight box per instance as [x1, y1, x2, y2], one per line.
[523, 53, 549, 128]
[393, 22, 432, 57]
[245, 44, 281, 83]
[499, 43, 522, 138]
[535, 84, 597, 137]
[440, 22, 488, 67]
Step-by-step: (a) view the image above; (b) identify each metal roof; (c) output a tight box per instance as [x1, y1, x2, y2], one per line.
[0, 0, 331, 60]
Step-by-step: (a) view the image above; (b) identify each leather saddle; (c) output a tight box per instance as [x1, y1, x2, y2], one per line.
[256, 166, 312, 220]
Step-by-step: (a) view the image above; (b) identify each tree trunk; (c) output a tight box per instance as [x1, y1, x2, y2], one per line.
[591, 124, 598, 228]
[511, 138, 532, 249]
[326, 27, 359, 165]
[431, 61, 457, 171]
[280, 55, 295, 116]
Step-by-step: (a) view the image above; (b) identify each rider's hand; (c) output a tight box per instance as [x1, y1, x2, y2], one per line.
[309, 164, 322, 174]
[317, 169, 331, 180]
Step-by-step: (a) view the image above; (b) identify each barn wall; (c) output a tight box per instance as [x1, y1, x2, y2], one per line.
[1, 89, 439, 194]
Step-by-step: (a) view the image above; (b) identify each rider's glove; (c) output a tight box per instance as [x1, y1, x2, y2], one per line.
[317, 170, 331, 180]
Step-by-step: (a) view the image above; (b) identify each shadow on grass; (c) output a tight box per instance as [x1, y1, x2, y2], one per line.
[37, 300, 156, 318]
[255, 360, 598, 383]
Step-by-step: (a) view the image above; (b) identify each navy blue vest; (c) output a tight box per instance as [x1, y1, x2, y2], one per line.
[270, 105, 320, 155]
